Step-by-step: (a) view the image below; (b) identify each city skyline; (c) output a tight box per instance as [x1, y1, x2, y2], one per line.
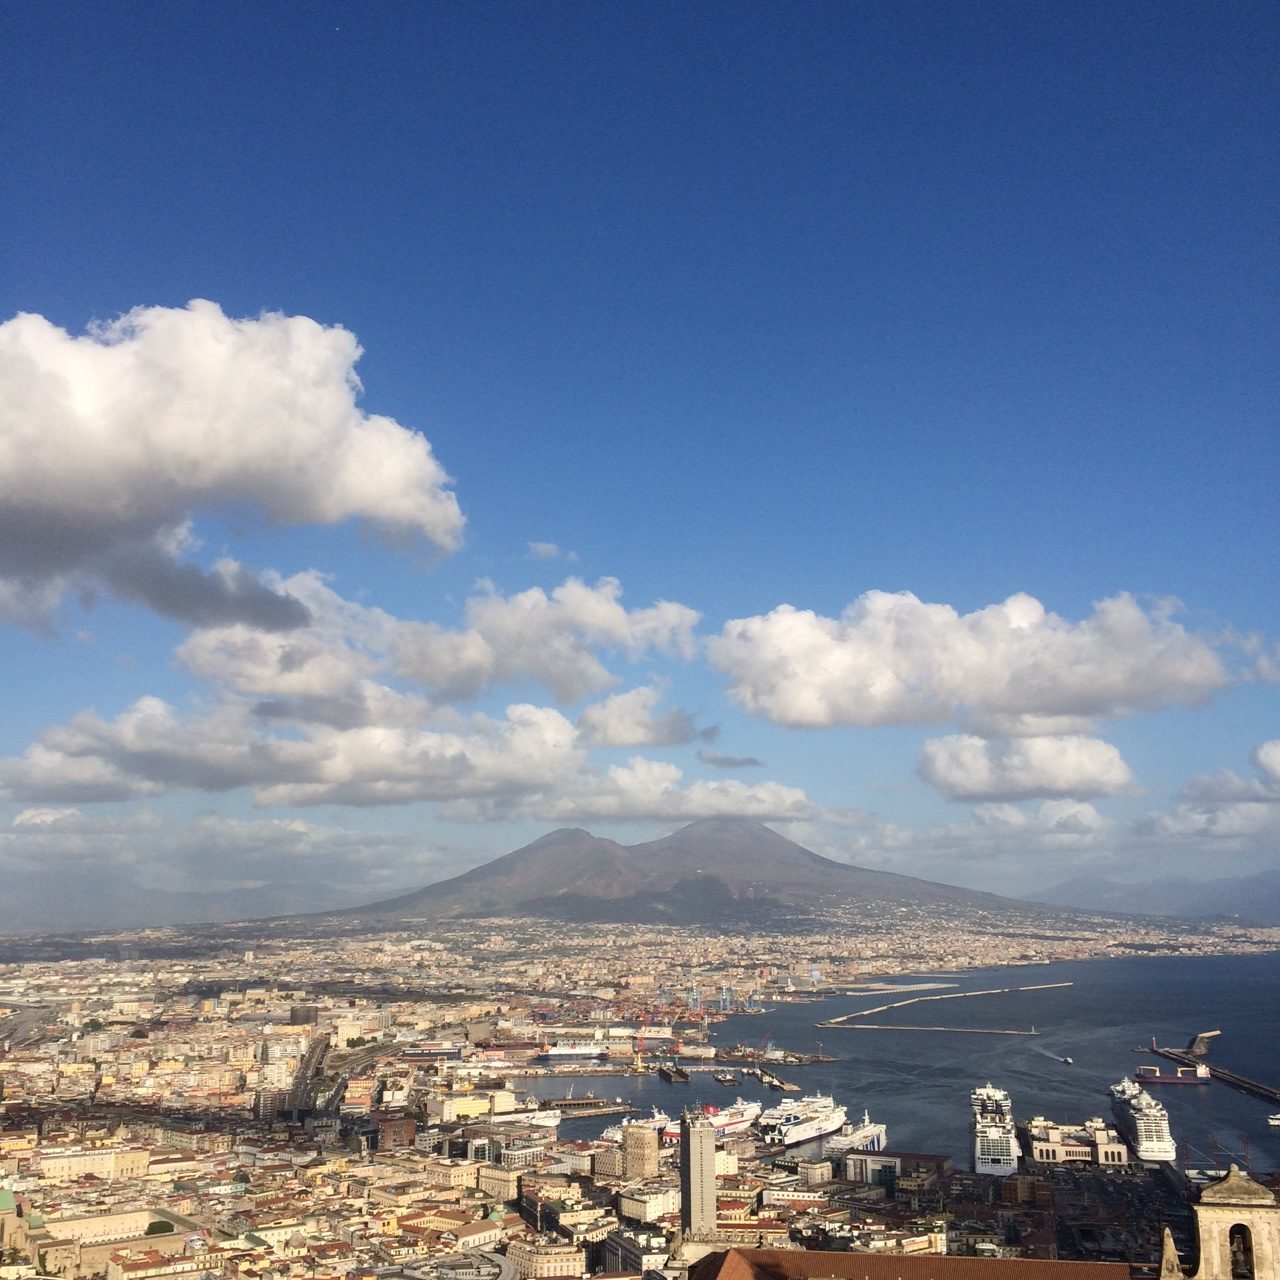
[1, 3, 1277, 926]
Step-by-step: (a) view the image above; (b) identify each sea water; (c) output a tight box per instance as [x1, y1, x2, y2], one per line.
[524, 951, 1280, 1171]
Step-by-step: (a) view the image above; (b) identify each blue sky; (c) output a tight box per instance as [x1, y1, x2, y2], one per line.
[1, 1, 1277, 926]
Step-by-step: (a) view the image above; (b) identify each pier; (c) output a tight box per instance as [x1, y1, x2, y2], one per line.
[1152, 1031, 1280, 1105]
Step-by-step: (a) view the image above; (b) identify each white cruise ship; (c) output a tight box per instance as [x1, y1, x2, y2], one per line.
[1110, 1077, 1177, 1162]
[822, 1110, 888, 1156]
[971, 1083, 1020, 1175]
[758, 1094, 847, 1147]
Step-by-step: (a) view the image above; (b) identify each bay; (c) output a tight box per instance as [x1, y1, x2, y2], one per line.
[524, 951, 1280, 1172]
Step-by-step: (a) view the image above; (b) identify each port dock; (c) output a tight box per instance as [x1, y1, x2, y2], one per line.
[1151, 1031, 1280, 1105]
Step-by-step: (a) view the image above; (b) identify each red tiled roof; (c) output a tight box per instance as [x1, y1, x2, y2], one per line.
[690, 1248, 1137, 1280]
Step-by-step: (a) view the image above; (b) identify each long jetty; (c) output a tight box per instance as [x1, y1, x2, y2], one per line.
[828, 1023, 1039, 1035]
[1152, 1033, 1280, 1105]
[817, 981, 1072, 1028]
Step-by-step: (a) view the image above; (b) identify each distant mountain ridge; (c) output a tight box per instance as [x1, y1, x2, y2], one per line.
[0, 873, 361, 935]
[345, 816, 1028, 924]
[1031, 868, 1280, 924]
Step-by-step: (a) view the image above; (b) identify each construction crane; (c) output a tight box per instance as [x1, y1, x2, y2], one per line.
[632, 1017, 649, 1072]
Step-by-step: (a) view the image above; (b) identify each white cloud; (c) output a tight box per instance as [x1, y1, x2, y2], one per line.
[1180, 739, 1280, 805]
[173, 570, 437, 728]
[0, 684, 824, 826]
[443, 755, 818, 824]
[0, 697, 309, 801]
[0, 696, 585, 809]
[709, 591, 1227, 729]
[254, 704, 587, 808]
[1257, 740, 1280, 786]
[0, 301, 462, 625]
[526, 541, 578, 563]
[10, 806, 83, 828]
[576, 686, 702, 747]
[918, 734, 1134, 801]
[393, 577, 700, 702]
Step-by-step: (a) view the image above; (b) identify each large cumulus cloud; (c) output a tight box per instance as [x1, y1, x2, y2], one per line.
[919, 734, 1134, 801]
[392, 576, 700, 702]
[708, 590, 1227, 730]
[0, 301, 462, 625]
[440, 756, 818, 824]
[0, 692, 812, 821]
[576, 686, 711, 747]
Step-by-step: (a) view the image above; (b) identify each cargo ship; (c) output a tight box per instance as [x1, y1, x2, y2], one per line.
[1135, 1063, 1210, 1085]
[1110, 1077, 1177, 1162]
[971, 1083, 1020, 1175]
[758, 1094, 847, 1147]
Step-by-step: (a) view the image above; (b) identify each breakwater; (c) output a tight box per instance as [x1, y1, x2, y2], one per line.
[830, 1023, 1040, 1035]
[817, 981, 1072, 1028]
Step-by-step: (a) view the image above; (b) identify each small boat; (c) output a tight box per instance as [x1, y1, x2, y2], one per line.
[1062, 1056, 1074, 1065]
[1268, 1114, 1280, 1128]
[712, 1071, 739, 1085]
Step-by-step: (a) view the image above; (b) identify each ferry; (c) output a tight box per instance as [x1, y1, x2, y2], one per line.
[822, 1110, 888, 1156]
[661, 1098, 762, 1142]
[758, 1094, 847, 1147]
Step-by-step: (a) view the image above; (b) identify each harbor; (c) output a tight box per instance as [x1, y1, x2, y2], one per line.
[1150, 1031, 1280, 1106]
[519, 955, 1280, 1172]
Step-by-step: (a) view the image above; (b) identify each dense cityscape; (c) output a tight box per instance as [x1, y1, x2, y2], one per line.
[2, 904, 1278, 1280]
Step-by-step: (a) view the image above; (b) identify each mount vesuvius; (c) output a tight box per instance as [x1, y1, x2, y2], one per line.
[343, 817, 1030, 926]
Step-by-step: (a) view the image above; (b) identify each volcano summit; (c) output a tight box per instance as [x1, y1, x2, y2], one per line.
[346, 817, 1024, 926]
